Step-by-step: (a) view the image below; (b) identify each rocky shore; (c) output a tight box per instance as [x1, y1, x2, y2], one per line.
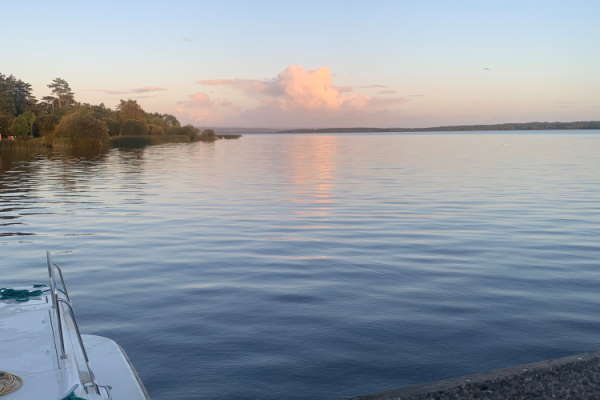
[351, 351, 600, 400]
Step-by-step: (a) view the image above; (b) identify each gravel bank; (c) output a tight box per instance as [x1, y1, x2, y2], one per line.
[350, 351, 600, 400]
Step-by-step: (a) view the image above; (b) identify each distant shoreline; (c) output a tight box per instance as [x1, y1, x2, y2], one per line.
[277, 121, 600, 134]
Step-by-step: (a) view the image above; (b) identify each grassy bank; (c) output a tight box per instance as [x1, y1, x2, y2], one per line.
[0, 138, 51, 151]
[1, 132, 241, 152]
[110, 134, 198, 147]
[110, 133, 242, 147]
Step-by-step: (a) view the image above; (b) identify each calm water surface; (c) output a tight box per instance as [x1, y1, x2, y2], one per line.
[2, 132, 600, 399]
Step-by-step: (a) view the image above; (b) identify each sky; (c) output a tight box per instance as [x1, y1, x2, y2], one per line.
[2, 0, 599, 128]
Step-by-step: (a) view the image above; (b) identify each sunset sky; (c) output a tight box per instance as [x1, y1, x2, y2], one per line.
[2, 1, 599, 128]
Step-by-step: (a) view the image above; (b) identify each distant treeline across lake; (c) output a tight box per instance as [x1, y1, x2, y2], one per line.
[280, 121, 600, 133]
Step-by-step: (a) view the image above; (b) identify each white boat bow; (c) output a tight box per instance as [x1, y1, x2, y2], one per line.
[0, 253, 150, 400]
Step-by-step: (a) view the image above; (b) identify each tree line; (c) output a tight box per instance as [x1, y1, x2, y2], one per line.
[281, 121, 600, 134]
[0, 73, 205, 147]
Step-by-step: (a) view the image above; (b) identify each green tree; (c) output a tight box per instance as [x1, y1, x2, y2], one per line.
[9, 117, 29, 137]
[0, 113, 12, 135]
[34, 115, 60, 137]
[117, 99, 145, 121]
[168, 124, 200, 137]
[0, 73, 36, 116]
[105, 118, 121, 136]
[9, 111, 35, 138]
[75, 102, 121, 136]
[147, 124, 165, 135]
[47, 78, 75, 111]
[197, 129, 217, 142]
[148, 112, 180, 129]
[121, 119, 148, 136]
[40, 96, 58, 113]
[23, 111, 36, 136]
[163, 114, 180, 128]
[54, 109, 109, 150]
[81, 102, 115, 121]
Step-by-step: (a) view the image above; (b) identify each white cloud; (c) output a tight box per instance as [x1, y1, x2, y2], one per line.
[182, 65, 407, 127]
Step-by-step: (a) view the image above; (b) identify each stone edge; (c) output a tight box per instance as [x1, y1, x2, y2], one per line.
[348, 350, 600, 400]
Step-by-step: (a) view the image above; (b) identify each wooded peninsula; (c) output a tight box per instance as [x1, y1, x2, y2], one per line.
[280, 121, 600, 134]
[0, 73, 235, 152]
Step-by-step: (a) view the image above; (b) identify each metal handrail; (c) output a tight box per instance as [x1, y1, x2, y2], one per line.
[57, 299, 100, 395]
[56, 299, 90, 362]
[53, 262, 71, 301]
[46, 251, 57, 307]
[98, 384, 113, 400]
[46, 252, 104, 397]
[46, 251, 71, 303]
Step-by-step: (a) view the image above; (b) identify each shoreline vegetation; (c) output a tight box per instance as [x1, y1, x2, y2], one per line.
[279, 121, 600, 134]
[0, 73, 239, 154]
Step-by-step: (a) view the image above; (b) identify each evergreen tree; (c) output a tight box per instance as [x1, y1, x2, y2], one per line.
[0, 73, 36, 116]
[47, 77, 75, 111]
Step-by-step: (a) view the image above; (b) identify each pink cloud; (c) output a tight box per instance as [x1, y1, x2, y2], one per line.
[360, 84, 387, 89]
[197, 66, 368, 110]
[181, 65, 407, 127]
[177, 92, 211, 106]
[177, 91, 238, 124]
[95, 86, 167, 95]
[277, 66, 344, 109]
[190, 92, 211, 105]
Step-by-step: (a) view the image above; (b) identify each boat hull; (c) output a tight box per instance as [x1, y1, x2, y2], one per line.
[84, 334, 150, 400]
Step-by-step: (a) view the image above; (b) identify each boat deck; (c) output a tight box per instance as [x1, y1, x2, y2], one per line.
[1, 285, 149, 399]
[0, 289, 75, 399]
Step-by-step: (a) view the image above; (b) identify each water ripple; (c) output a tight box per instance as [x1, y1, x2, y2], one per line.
[2, 133, 600, 400]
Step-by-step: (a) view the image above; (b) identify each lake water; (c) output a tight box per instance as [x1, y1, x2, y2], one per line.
[2, 132, 600, 399]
